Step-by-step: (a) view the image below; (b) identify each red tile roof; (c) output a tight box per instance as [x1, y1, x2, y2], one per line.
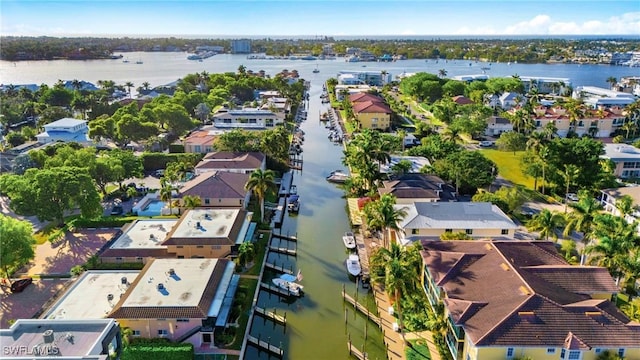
[349, 92, 384, 103]
[452, 95, 474, 105]
[352, 100, 392, 114]
[184, 130, 218, 146]
[421, 241, 639, 348]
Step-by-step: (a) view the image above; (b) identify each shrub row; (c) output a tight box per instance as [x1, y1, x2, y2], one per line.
[121, 341, 193, 360]
[140, 152, 203, 171]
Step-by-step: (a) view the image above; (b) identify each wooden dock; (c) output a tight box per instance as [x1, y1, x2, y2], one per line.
[260, 282, 298, 297]
[354, 234, 370, 278]
[247, 335, 284, 357]
[289, 156, 303, 171]
[268, 245, 297, 256]
[272, 233, 298, 242]
[347, 340, 368, 359]
[254, 306, 287, 325]
[342, 288, 382, 328]
[264, 262, 294, 274]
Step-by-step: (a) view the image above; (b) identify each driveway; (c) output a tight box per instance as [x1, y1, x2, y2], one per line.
[17, 228, 120, 276]
[0, 278, 69, 327]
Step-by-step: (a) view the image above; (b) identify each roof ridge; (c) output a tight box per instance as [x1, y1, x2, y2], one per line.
[475, 294, 535, 345]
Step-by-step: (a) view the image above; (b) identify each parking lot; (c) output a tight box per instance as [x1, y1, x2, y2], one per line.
[0, 278, 68, 327]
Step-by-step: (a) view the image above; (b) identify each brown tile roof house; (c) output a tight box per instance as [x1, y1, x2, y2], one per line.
[178, 171, 250, 206]
[452, 95, 474, 105]
[183, 130, 218, 153]
[421, 240, 640, 358]
[195, 151, 265, 174]
[108, 258, 231, 319]
[379, 174, 456, 202]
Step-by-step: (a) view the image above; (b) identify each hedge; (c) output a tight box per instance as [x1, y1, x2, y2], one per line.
[121, 342, 193, 360]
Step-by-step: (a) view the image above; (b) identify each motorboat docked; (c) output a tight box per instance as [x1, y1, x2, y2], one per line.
[290, 185, 297, 195]
[343, 232, 356, 249]
[288, 195, 300, 213]
[272, 272, 304, 296]
[346, 254, 362, 277]
[326, 170, 349, 184]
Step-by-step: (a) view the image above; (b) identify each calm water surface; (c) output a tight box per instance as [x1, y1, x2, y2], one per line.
[1, 52, 635, 360]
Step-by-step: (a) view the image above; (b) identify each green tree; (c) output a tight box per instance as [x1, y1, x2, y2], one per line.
[238, 241, 255, 268]
[245, 169, 277, 223]
[363, 194, 407, 249]
[0, 215, 35, 282]
[564, 191, 603, 265]
[561, 164, 580, 213]
[527, 209, 564, 242]
[433, 151, 496, 194]
[182, 195, 202, 210]
[370, 242, 422, 339]
[496, 131, 526, 154]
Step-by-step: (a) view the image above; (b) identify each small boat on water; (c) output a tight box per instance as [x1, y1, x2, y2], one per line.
[326, 170, 349, 184]
[343, 232, 356, 249]
[288, 195, 300, 213]
[272, 271, 304, 296]
[346, 254, 362, 276]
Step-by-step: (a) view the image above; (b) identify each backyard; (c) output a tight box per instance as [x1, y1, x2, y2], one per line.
[480, 149, 535, 189]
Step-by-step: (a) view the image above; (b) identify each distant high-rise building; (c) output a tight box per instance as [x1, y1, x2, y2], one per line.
[230, 39, 251, 54]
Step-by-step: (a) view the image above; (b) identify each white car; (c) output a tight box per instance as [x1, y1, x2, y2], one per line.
[479, 141, 494, 147]
[566, 193, 579, 202]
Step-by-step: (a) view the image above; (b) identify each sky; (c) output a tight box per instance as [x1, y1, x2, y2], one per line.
[1, 0, 639, 37]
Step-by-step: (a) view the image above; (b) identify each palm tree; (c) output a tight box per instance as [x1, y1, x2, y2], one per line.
[527, 209, 564, 242]
[238, 241, 255, 268]
[561, 164, 580, 213]
[538, 146, 551, 195]
[606, 76, 617, 90]
[587, 214, 637, 285]
[370, 242, 422, 340]
[363, 194, 407, 249]
[182, 195, 202, 210]
[124, 81, 134, 98]
[245, 169, 277, 223]
[615, 194, 635, 218]
[160, 178, 178, 215]
[564, 192, 603, 265]
[526, 131, 546, 155]
[437, 69, 447, 78]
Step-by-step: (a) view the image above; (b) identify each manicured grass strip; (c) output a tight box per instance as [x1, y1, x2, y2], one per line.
[406, 339, 432, 360]
[480, 149, 535, 189]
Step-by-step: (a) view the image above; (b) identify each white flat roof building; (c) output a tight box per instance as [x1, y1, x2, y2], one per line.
[43, 271, 140, 320]
[170, 208, 238, 240]
[574, 85, 636, 108]
[110, 219, 176, 249]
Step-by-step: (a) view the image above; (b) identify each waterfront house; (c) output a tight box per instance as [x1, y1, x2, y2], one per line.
[177, 171, 251, 209]
[161, 208, 253, 258]
[574, 86, 636, 109]
[349, 93, 392, 131]
[194, 151, 266, 175]
[499, 92, 525, 110]
[334, 84, 372, 100]
[337, 70, 392, 86]
[108, 258, 237, 346]
[519, 76, 571, 95]
[420, 240, 639, 360]
[36, 118, 94, 146]
[378, 174, 456, 204]
[601, 144, 640, 178]
[379, 155, 431, 175]
[600, 186, 640, 229]
[395, 202, 517, 244]
[212, 108, 282, 129]
[0, 318, 122, 359]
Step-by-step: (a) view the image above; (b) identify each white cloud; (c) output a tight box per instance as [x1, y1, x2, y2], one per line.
[456, 12, 640, 35]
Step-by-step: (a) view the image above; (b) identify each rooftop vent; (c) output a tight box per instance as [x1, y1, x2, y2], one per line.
[500, 263, 510, 271]
[43, 330, 54, 343]
[107, 293, 114, 301]
[121, 277, 128, 285]
[585, 311, 602, 316]
[519, 286, 531, 296]
[157, 283, 165, 291]
[196, 221, 201, 228]
[168, 268, 175, 276]
[149, 234, 155, 240]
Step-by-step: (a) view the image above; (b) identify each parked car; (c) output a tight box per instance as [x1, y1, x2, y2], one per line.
[10, 277, 33, 293]
[111, 205, 124, 216]
[479, 140, 494, 147]
[566, 193, 579, 202]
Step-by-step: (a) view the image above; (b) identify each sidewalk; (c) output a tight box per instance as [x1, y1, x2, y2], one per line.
[372, 285, 406, 360]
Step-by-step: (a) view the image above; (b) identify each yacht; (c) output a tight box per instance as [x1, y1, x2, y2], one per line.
[346, 254, 362, 277]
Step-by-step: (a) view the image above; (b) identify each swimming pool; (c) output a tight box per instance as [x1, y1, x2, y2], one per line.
[137, 200, 166, 216]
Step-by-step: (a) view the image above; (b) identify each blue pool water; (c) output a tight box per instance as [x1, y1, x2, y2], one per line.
[137, 200, 166, 216]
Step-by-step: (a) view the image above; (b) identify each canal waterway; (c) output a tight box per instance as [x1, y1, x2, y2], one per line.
[244, 74, 386, 359]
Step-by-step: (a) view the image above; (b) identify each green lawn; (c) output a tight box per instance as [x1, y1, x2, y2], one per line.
[480, 149, 535, 189]
[406, 340, 432, 360]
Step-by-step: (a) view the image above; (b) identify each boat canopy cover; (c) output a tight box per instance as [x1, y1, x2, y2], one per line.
[289, 195, 299, 202]
[280, 273, 297, 282]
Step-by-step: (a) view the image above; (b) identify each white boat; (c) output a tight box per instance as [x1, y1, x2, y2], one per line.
[346, 254, 362, 276]
[313, 64, 320, 73]
[272, 272, 304, 296]
[326, 170, 349, 184]
[343, 232, 356, 249]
